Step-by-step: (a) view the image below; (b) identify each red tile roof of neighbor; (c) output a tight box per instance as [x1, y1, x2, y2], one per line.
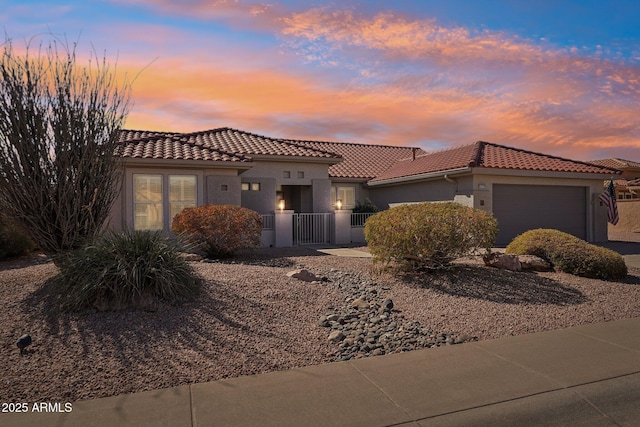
[369, 141, 619, 184]
[590, 158, 640, 170]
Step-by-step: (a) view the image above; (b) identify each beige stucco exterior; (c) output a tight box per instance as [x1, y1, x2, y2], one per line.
[110, 153, 611, 245]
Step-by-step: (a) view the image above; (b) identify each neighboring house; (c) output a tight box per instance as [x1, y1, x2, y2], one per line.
[111, 128, 619, 246]
[589, 158, 640, 200]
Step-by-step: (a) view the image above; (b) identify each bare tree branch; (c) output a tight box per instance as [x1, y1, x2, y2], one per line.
[0, 35, 131, 257]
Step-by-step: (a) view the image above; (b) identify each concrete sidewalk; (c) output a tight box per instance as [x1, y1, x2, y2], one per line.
[5, 317, 639, 427]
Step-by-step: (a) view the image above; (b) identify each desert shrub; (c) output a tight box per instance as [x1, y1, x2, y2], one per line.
[364, 202, 498, 270]
[506, 229, 627, 280]
[55, 230, 202, 311]
[0, 215, 36, 260]
[353, 198, 379, 213]
[172, 204, 262, 258]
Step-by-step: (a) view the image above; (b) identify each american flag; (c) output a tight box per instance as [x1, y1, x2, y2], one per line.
[599, 179, 619, 225]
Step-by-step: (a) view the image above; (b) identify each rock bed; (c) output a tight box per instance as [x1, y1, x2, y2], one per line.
[312, 268, 476, 361]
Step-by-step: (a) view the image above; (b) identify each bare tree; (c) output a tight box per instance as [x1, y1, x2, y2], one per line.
[0, 36, 131, 257]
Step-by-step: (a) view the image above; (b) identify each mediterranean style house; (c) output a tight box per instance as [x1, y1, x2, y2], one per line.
[590, 158, 640, 200]
[110, 127, 619, 246]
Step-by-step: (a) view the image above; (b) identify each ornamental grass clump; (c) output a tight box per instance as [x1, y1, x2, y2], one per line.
[55, 230, 202, 311]
[506, 229, 627, 280]
[172, 204, 262, 258]
[364, 202, 498, 271]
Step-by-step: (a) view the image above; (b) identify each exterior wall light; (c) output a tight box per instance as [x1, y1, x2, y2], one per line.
[336, 199, 343, 210]
[278, 199, 285, 211]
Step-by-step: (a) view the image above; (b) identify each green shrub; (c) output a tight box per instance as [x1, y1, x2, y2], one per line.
[0, 215, 36, 260]
[364, 202, 498, 270]
[172, 204, 262, 258]
[506, 229, 627, 280]
[55, 230, 202, 311]
[353, 198, 379, 213]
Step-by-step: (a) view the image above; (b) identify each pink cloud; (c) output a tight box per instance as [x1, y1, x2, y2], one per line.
[47, 2, 640, 160]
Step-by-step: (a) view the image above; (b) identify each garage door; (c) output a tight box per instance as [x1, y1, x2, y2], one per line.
[492, 184, 587, 246]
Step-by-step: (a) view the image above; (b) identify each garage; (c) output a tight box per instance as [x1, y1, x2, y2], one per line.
[492, 184, 587, 246]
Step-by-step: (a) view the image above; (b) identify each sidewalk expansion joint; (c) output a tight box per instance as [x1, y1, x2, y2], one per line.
[347, 361, 417, 423]
[405, 373, 639, 425]
[189, 384, 195, 427]
[568, 329, 640, 353]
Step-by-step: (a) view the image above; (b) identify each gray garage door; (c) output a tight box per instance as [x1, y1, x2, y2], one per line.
[492, 184, 587, 246]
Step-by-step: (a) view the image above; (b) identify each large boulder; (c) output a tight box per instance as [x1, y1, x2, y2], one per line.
[484, 253, 522, 271]
[518, 255, 552, 271]
[484, 253, 552, 272]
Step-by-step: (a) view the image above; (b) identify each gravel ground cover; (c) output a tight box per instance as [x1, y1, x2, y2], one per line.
[1, 245, 639, 402]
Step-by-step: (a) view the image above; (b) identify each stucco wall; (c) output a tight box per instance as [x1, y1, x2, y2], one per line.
[368, 178, 458, 209]
[312, 179, 332, 213]
[242, 160, 329, 183]
[206, 175, 241, 206]
[609, 199, 640, 233]
[241, 177, 277, 214]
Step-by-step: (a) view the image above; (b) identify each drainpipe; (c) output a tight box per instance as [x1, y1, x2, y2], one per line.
[444, 174, 458, 193]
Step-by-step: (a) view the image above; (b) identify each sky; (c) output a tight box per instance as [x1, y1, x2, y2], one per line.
[2, 0, 640, 161]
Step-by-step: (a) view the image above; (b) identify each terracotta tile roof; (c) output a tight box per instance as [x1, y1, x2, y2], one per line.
[370, 141, 619, 184]
[286, 140, 426, 179]
[628, 178, 640, 187]
[180, 128, 342, 159]
[116, 135, 251, 162]
[117, 128, 340, 163]
[590, 158, 640, 170]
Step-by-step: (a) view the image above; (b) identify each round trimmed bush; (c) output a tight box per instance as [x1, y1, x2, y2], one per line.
[505, 229, 627, 280]
[172, 204, 262, 258]
[364, 202, 497, 270]
[55, 230, 203, 311]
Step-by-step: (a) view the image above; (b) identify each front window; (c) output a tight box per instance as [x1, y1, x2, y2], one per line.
[169, 175, 197, 221]
[134, 174, 163, 230]
[133, 174, 197, 231]
[331, 186, 356, 209]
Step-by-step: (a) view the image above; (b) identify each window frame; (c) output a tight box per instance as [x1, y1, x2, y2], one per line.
[130, 172, 199, 231]
[331, 185, 356, 209]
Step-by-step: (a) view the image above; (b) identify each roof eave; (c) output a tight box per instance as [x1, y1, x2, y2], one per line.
[366, 167, 472, 187]
[328, 176, 370, 183]
[121, 157, 253, 170]
[250, 154, 343, 164]
[471, 167, 621, 179]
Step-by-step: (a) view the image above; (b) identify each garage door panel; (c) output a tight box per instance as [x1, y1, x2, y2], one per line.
[493, 185, 586, 246]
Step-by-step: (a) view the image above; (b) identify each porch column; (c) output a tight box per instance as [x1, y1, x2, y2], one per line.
[332, 209, 352, 245]
[275, 210, 294, 248]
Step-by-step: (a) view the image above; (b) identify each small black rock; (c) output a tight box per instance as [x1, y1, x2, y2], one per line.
[383, 299, 394, 310]
[17, 334, 32, 355]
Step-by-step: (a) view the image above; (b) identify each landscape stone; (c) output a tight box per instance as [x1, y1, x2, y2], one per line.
[350, 298, 370, 310]
[328, 330, 345, 342]
[286, 269, 319, 282]
[484, 253, 522, 271]
[311, 265, 476, 361]
[518, 255, 552, 271]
